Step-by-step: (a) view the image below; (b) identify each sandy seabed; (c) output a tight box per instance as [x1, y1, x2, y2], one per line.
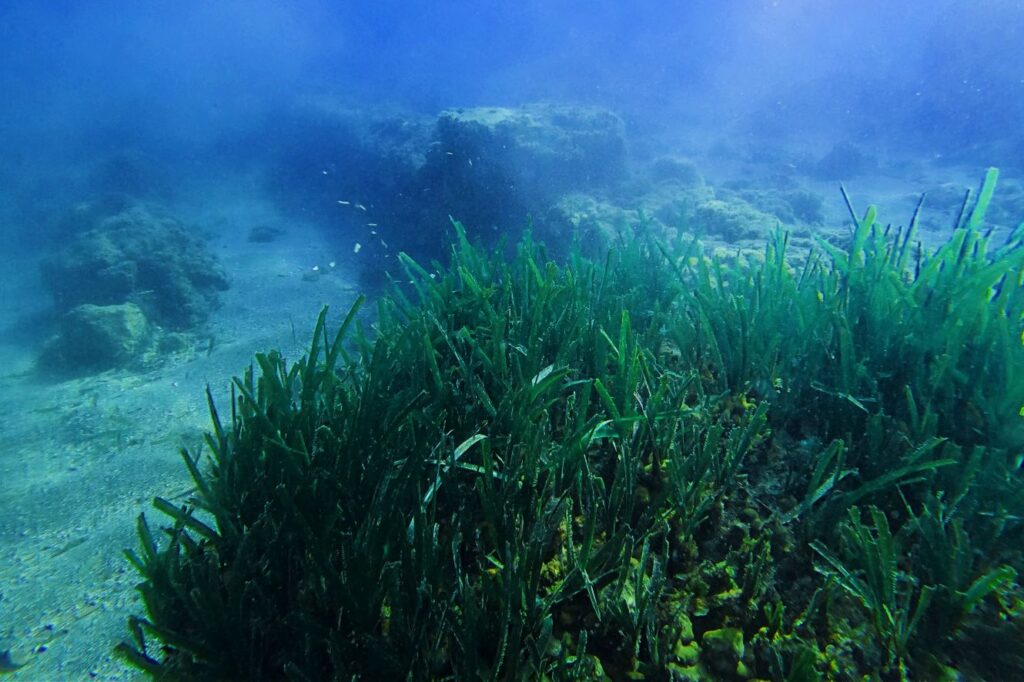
[0, 182, 364, 680]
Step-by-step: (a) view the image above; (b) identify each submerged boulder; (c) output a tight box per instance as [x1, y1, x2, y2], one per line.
[719, 186, 825, 227]
[689, 197, 778, 242]
[263, 101, 630, 267]
[418, 104, 628, 234]
[647, 156, 705, 187]
[41, 203, 229, 330]
[262, 97, 434, 220]
[545, 193, 641, 247]
[433, 104, 627, 192]
[42, 303, 150, 371]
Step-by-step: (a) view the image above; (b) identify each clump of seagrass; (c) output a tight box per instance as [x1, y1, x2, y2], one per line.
[120, 170, 1023, 681]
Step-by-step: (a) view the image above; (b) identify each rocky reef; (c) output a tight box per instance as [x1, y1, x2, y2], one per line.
[267, 101, 830, 274]
[39, 202, 228, 373]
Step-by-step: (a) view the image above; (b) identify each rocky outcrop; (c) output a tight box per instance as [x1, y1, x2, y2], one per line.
[264, 101, 825, 270]
[266, 102, 630, 267]
[41, 303, 150, 371]
[41, 203, 229, 331]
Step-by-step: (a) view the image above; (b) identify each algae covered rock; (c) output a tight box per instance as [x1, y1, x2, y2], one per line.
[415, 104, 628, 239]
[434, 104, 627, 193]
[648, 156, 705, 187]
[690, 197, 776, 242]
[41, 203, 229, 330]
[264, 101, 629, 265]
[719, 186, 825, 227]
[545, 193, 640, 246]
[701, 627, 748, 678]
[42, 303, 150, 371]
[262, 96, 433, 221]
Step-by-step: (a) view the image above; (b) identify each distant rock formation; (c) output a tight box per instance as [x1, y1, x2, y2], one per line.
[39, 201, 228, 373]
[264, 100, 827, 277]
[41, 302, 150, 371]
[42, 203, 228, 331]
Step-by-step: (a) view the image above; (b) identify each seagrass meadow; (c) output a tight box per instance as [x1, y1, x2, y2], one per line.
[118, 170, 1024, 681]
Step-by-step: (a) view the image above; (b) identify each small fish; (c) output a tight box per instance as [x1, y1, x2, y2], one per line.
[328, 261, 336, 268]
[337, 200, 350, 205]
[312, 265, 320, 271]
[446, 151, 454, 156]
[353, 243, 362, 253]
[380, 239, 389, 248]
[367, 223, 378, 227]
[355, 203, 367, 211]
[322, 170, 328, 175]
[371, 230, 377, 235]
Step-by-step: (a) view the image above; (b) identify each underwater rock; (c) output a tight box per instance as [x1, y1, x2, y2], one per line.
[783, 188, 826, 224]
[648, 156, 704, 187]
[42, 303, 149, 371]
[41, 203, 229, 330]
[700, 627, 747, 678]
[262, 97, 433, 219]
[544, 193, 641, 247]
[641, 181, 715, 231]
[811, 141, 875, 180]
[689, 196, 776, 242]
[665, 610, 700, 679]
[49, 192, 136, 240]
[263, 100, 629, 266]
[720, 186, 824, 226]
[434, 104, 627, 191]
[157, 331, 191, 354]
[414, 104, 628, 239]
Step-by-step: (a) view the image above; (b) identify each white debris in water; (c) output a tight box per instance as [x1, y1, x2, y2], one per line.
[329, 261, 336, 268]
